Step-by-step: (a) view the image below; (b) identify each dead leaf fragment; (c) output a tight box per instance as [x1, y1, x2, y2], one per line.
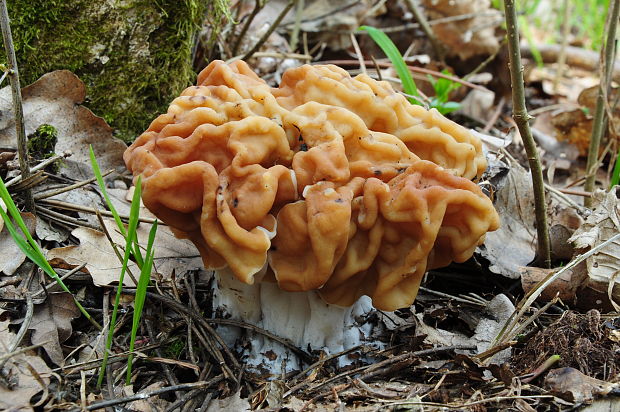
[422, 0, 502, 60]
[479, 156, 537, 279]
[545, 367, 617, 403]
[568, 189, 620, 307]
[0, 320, 52, 412]
[29, 292, 80, 365]
[206, 390, 251, 412]
[0, 70, 127, 180]
[0, 212, 37, 276]
[47, 216, 203, 286]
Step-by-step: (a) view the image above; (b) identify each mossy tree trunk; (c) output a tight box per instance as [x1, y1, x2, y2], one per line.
[7, 0, 227, 142]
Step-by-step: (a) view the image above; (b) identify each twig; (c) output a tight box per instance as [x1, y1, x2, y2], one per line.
[31, 263, 88, 298]
[318, 59, 489, 92]
[493, 232, 620, 346]
[584, 0, 619, 207]
[0, 293, 34, 371]
[0, 342, 47, 364]
[350, 32, 367, 75]
[39, 198, 160, 225]
[0, 0, 34, 212]
[120, 289, 242, 377]
[35, 205, 100, 230]
[34, 169, 114, 200]
[144, 316, 180, 399]
[378, 395, 554, 410]
[482, 96, 506, 133]
[75, 377, 224, 411]
[403, 0, 445, 61]
[231, 0, 263, 56]
[503, 0, 550, 268]
[242, 0, 296, 61]
[4, 153, 69, 188]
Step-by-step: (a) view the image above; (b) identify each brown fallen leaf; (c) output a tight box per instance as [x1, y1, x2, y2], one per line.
[0, 70, 127, 181]
[28, 292, 80, 366]
[47, 217, 203, 287]
[0, 319, 52, 411]
[0, 212, 37, 276]
[479, 156, 537, 279]
[568, 189, 620, 310]
[521, 264, 587, 304]
[545, 367, 618, 403]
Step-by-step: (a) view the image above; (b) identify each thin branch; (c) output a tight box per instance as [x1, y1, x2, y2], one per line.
[0, 0, 34, 211]
[231, 0, 263, 56]
[503, 0, 550, 268]
[584, 0, 620, 206]
[403, 0, 445, 61]
[242, 0, 295, 61]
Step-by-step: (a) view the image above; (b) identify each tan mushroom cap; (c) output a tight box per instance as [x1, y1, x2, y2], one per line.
[124, 60, 499, 310]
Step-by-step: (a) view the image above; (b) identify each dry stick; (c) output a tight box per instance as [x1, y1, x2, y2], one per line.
[493, 232, 620, 347]
[121, 289, 242, 377]
[231, 0, 263, 56]
[40, 198, 159, 225]
[584, 0, 620, 207]
[0, 0, 34, 212]
[34, 169, 114, 200]
[76, 378, 224, 412]
[241, 0, 295, 61]
[4, 153, 68, 187]
[503, 0, 550, 268]
[319, 59, 489, 92]
[403, 0, 445, 61]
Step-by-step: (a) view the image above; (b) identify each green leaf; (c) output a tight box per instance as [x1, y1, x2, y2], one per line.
[360, 26, 421, 105]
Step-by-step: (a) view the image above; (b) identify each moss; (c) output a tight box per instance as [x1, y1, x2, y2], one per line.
[6, 0, 229, 142]
[28, 124, 62, 172]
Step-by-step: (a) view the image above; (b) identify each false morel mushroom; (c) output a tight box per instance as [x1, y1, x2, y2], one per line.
[124, 60, 499, 313]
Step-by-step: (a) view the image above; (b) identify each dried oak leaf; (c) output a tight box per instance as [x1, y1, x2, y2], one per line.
[0, 70, 127, 180]
[28, 292, 80, 366]
[47, 217, 202, 286]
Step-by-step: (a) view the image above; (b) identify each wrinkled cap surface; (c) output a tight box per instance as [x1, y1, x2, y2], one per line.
[124, 60, 499, 311]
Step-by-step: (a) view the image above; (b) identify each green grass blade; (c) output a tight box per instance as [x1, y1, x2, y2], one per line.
[89, 146, 144, 267]
[359, 26, 421, 105]
[0, 178, 101, 329]
[126, 219, 157, 385]
[610, 148, 620, 189]
[98, 176, 143, 387]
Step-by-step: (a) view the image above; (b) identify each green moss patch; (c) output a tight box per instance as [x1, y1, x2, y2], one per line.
[7, 0, 229, 142]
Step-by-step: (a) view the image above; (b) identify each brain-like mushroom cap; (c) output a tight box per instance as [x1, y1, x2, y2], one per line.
[124, 60, 499, 311]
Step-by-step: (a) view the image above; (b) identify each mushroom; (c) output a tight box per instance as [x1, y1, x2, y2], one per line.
[124, 60, 500, 368]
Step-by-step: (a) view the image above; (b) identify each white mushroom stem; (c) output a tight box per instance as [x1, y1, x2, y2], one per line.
[212, 266, 379, 371]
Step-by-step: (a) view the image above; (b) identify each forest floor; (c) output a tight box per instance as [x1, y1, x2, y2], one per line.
[0, 0, 619, 411]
